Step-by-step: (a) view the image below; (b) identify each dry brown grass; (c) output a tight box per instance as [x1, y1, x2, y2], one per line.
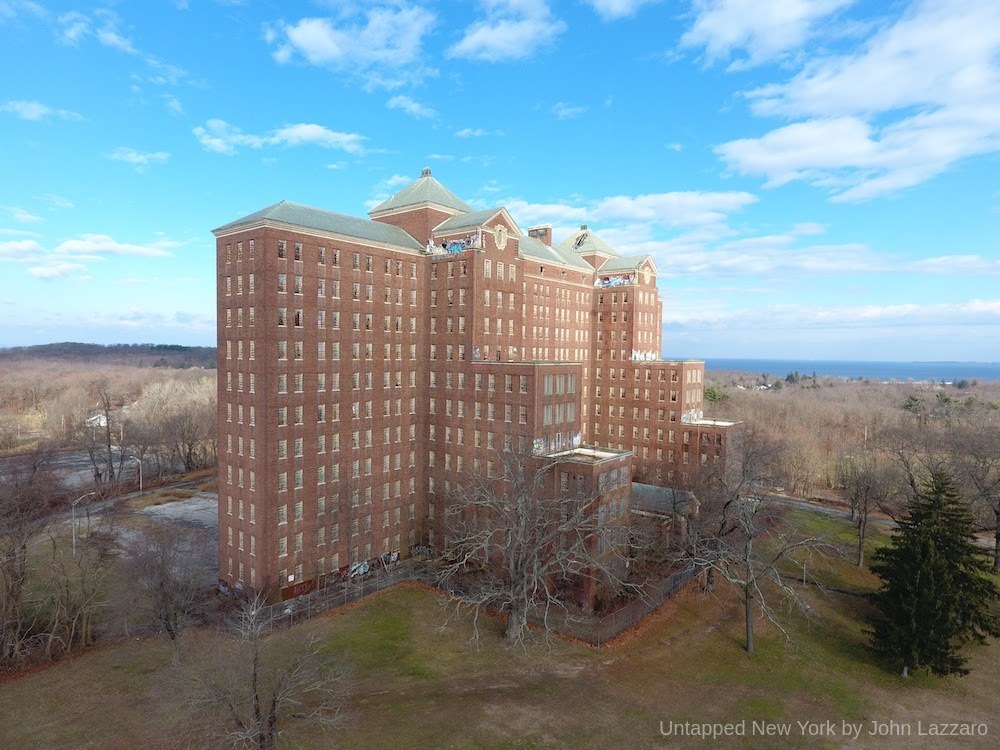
[1, 536, 997, 750]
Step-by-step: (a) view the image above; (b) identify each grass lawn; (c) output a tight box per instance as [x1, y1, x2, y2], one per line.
[1, 514, 997, 750]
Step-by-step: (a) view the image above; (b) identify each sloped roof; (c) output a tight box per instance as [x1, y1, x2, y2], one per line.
[518, 234, 594, 271]
[213, 201, 424, 250]
[434, 207, 504, 233]
[369, 167, 473, 216]
[559, 225, 620, 258]
[598, 254, 656, 273]
[631, 483, 697, 516]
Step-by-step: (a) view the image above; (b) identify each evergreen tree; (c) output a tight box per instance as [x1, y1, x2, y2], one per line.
[868, 469, 1000, 676]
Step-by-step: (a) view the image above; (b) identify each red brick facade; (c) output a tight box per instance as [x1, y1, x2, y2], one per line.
[215, 172, 733, 598]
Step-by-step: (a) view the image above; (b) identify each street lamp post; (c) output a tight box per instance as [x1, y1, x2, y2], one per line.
[72, 491, 98, 558]
[128, 455, 143, 497]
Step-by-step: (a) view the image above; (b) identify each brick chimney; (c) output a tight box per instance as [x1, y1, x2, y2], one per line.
[528, 224, 552, 247]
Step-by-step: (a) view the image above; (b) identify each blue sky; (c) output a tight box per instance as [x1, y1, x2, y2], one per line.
[1, 0, 998, 361]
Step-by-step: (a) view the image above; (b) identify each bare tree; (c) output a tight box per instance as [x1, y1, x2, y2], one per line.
[681, 426, 837, 654]
[0, 445, 64, 662]
[42, 506, 119, 657]
[837, 452, 895, 567]
[439, 449, 631, 644]
[173, 595, 351, 750]
[949, 410, 1000, 570]
[877, 420, 942, 501]
[121, 522, 209, 665]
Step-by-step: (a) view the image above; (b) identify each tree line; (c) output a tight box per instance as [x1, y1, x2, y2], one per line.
[0, 361, 217, 481]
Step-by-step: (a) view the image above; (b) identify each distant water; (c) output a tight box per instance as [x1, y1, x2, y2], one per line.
[702, 358, 1000, 383]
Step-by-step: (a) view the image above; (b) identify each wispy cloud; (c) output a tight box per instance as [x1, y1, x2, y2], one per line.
[584, 0, 661, 21]
[448, 0, 566, 63]
[386, 95, 437, 119]
[665, 298, 1000, 330]
[266, 4, 438, 89]
[1, 205, 44, 223]
[193, 119, 368, 156]
[8, 232, 178, 280]
[1, 99, 83, 121]
[27, 261, 87, 280]
[0, 1, 47, 23]
[107, 147, 170, 171]
[715, 0, 1000, 201]
[163, 94, 184, 115]
[57, 9, 137, 54]
[35, 194, 74, 210]
[551, 101, 586, 120]
[681, 0, 854, 69]
[56, 234, 176, 258]
[455, 127, 504, 138]
[55, 9, 192, 100]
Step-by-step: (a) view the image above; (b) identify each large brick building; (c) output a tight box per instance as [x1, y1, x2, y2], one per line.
[215, 168, 734, 598]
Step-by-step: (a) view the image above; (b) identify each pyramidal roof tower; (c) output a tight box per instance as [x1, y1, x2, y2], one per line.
[369, 167, 472, 246]
[560, 224, 620, 269]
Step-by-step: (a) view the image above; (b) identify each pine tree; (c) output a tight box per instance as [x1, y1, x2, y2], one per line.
[868, 469, 1000, 676]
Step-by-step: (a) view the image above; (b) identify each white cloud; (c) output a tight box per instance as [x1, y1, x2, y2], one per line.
[271, 123, 367, 153]
[0, 1, 47, 23]
[36, 194, 74, 210]
[448, 0, 566, 62]
[56, 9, 138, 54]
[591, 190, 758, 226]
[504, 199, 589, 227]
[27, 261, 86, 279]
[193, 119, 265, 154]
[163, 94, 184, 115]
[193, 119, 367, 156]
[585, 0, 661, 21]
[455, 127, 504, 138]
[908, 255, 1000, 275]
[551, 102, 586, 120]
[717, 0, 1000, 201]
[96, 24, 136, 54]
[791, 221, 824, 236]
[267, 4, 437, 88]
[665, 298, 1000, 330]
[383, 174, 412, 188]
[386, 95, 437, 119]
[0, 239, 45, 258]
[1, 99, 82, 121]
[55, 234, 175, 258]
[107, 147, 170, 171]
[681, 0, 854, 68]
[1, 205, 43, 223]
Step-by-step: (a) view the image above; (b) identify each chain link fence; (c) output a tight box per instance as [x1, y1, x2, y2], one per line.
[250, 559, 699, 646]
[548, 565, 700, 647]
[254, 559, 435, 634]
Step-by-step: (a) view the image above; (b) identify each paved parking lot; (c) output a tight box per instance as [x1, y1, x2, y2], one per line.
[136, 491, 219, 585]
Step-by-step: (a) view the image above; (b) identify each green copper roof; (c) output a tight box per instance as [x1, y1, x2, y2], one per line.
[435, 207, 503, 233]
[369, 167, 473, 215]
[558, 225, 621, 258]
[599, 254, 654, 273]
[213, 201, 424, 250]
[519, 235, 594, 272]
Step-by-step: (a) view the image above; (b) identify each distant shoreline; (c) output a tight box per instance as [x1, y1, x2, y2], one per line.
[700, 358, 1000, 383]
